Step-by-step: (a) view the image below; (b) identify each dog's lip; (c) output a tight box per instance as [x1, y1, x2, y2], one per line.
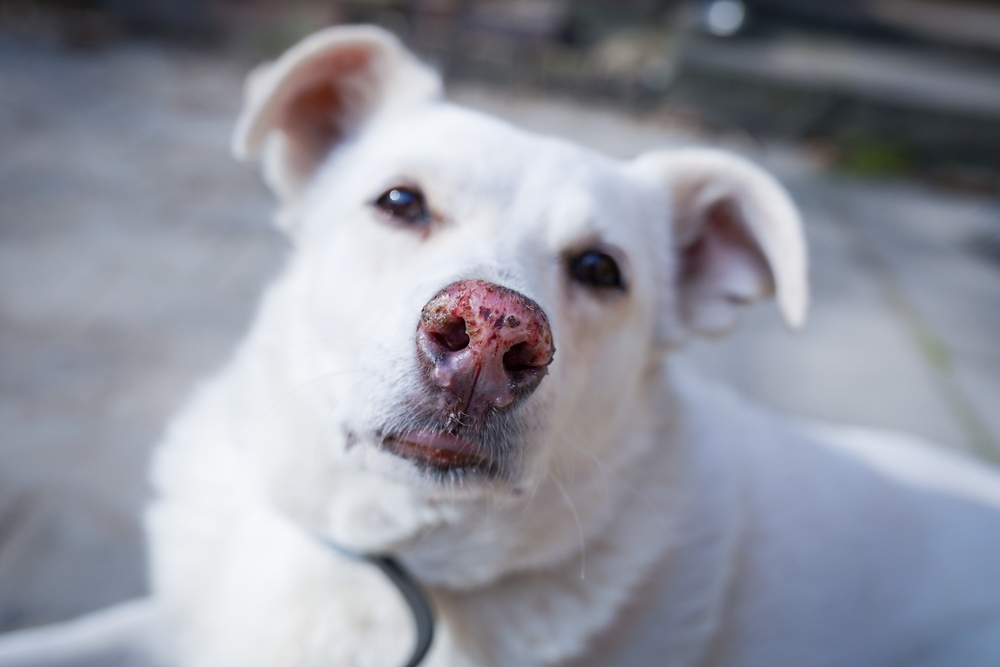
[382, 430, 489, 470]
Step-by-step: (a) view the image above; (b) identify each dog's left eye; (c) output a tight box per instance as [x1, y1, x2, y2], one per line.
[568, 250, 625, 291]
[374, 187, 429, 226]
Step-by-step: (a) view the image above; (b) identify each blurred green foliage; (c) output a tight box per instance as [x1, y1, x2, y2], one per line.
[838, 140, 915, 177]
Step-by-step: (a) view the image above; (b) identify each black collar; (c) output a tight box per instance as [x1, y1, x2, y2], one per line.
[316, 537, 436, 667]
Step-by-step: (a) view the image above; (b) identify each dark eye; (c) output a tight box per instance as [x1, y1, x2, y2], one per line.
[374, 187, 429, 226]
[568, 250, 625, 290]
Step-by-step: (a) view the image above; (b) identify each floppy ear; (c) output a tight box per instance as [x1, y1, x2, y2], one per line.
[232, 26, 442, 202]
[631, 148, 808, 341]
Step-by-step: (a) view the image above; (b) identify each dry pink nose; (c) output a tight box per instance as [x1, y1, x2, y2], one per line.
[416, 280, 554, 418]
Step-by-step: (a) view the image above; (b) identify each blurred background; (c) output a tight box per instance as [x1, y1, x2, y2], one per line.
[1, 0, 999, 633]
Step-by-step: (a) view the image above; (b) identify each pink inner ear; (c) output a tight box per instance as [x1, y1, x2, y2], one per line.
[274, 47, 374, 180]
[679, 199, 774, 308]
[284, 83, 342, 156]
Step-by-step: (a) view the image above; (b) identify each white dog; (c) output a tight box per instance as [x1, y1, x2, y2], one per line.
[3, 25, 1000, 667]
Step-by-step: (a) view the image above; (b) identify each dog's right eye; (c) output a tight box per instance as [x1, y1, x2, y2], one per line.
[374, 187, 429, 226]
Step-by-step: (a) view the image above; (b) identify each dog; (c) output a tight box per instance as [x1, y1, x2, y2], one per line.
[2, 24, 1000, 667]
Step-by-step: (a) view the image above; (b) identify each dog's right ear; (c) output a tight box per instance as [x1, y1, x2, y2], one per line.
[232, 26, 442, 203]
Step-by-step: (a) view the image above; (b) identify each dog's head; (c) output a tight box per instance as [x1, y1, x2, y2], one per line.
[233, 27, 807, 585]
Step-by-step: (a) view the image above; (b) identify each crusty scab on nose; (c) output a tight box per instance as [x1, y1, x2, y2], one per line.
[420, 282, 553, 362]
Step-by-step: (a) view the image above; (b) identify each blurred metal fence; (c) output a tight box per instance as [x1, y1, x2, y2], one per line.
[3, 0, 999, 184]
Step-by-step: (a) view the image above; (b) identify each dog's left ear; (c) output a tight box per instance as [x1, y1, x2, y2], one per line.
[631, 148, 808, 342]
[232, 26, 442, 202]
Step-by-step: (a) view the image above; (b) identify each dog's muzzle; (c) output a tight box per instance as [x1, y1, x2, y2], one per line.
[378, 280, 554, 474]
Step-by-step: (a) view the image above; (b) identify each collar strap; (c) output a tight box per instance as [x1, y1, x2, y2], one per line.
[317, 537, 436, 667]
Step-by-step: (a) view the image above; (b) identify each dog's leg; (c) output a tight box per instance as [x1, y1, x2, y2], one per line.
[0, 598, 169, 667]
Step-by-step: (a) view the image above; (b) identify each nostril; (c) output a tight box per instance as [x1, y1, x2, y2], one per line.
[503, 342, 539, 373]
[433, 318, 470, 352]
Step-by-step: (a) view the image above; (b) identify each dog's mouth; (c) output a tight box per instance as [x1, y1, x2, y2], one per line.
[379, 430, 494, 473]
[366, 394, 527, 479]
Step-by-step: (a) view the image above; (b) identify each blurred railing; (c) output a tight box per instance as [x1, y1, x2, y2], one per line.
[3, 0, 999, 188]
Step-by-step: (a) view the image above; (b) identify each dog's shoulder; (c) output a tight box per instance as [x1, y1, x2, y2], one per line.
[796, 420, 1000, 510]
[674, 366, 1000, 518]
[670, 369, 1000, 665]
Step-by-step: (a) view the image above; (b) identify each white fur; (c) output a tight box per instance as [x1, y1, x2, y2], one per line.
[4, 25, 998, 667]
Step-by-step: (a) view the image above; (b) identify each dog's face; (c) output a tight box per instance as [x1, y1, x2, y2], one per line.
[233, 27, 807, 584]
[294, 105, 660, 479]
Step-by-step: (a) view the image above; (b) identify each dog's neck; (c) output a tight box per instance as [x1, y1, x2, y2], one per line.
[153, 327, 748, 667]
[411, 368, 747, 667]
[237, 305, 747, 666]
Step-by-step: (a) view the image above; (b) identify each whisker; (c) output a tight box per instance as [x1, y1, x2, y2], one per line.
[550, 472, 586, 580]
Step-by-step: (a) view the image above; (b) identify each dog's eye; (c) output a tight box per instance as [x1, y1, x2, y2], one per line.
[374, 187, 429, 226]
[568, 251, 624, 290]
